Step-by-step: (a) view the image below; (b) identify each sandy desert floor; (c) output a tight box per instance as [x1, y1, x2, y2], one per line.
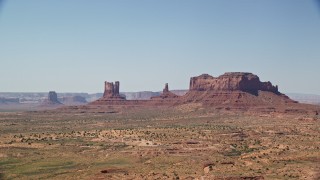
[0, 106, 319, 179]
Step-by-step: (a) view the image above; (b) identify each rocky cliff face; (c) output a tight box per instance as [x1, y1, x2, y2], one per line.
[181, 72, 296, 107]
[189, 72, 279, 95]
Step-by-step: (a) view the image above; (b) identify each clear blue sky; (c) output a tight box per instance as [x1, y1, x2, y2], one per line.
[0, 0, 320, 94]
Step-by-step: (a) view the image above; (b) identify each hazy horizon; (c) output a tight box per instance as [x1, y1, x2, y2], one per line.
[1, 1, 320, 94]
[1, 91, 320, 97]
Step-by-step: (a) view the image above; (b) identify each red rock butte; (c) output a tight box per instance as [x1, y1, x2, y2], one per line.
[103, 81, 125, 100]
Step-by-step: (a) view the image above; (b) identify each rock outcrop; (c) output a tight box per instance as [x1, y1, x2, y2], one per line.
[90, 81, 126, 105]
[163, 83, 169, 93]
[40, 91, 63, 107]
[189, 72, 279, 95]
[103, 81, 125, 99]
[47, 91, 62, 104]
[151, 83, 179, 100]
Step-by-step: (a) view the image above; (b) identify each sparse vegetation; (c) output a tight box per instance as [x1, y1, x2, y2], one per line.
[0, 107, 319, 179]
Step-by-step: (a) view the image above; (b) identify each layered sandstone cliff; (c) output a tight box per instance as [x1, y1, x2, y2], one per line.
[189, 72, 279, 95]
[181, 72, 297, 108]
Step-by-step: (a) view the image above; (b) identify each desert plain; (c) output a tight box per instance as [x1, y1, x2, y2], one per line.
[0, 105, 319, 180]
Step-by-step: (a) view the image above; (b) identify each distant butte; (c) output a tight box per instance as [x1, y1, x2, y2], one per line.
[151, 83, 179, 100]
[48, 91, 62, 104]
[41, 91, 63, 106]
[103, 81, 125, 100]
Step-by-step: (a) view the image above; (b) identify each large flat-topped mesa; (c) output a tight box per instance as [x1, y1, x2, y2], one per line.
[189, 72, 279, 94]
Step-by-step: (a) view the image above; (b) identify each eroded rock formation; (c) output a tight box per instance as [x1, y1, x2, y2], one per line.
[103, 81, 125, 99]
[151, 83, 179, 100]
[41, 91, 62, 106]
[163, 83, 169, 93]
[48, 91, 62, 104]
[189, 72, 279, 95]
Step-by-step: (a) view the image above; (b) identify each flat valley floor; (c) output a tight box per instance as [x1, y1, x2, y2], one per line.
[0, 106, 319, 179]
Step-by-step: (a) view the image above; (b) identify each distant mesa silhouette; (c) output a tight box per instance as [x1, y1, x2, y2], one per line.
[42, 91, 63, 105]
